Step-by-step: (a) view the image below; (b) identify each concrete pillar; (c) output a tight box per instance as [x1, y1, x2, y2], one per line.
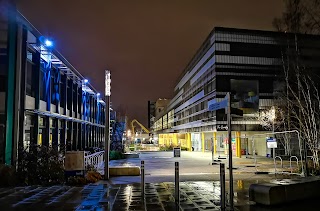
[187, 133, 192, 151]
[201, 132, 205, 153]
[236, 131, 241, 158]
[173, 133, 178, 146]
[213, 132, 217, 156]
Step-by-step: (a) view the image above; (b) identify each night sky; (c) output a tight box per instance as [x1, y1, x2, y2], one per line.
[17, 0, 283, 126]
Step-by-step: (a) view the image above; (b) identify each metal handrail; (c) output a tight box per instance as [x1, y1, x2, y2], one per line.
[84, 151, 104, 170]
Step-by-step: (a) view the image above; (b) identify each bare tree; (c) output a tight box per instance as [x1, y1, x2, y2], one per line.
[273, 0, 320, 34]
[273, 0, 320, 168]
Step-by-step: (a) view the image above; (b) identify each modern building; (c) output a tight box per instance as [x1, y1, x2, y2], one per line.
[152, 27, 320, 157]
[147, 100, 155, 129]
[0, 4, 106, 166]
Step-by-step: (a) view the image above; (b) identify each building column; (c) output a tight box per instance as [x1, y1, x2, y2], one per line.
[201, 132, 205, 153]
[213, 132, 217, 156]
[236, 131, 241, 158]
[186, 133, 192, 151]
[5, 6, 18, 165]
[173, 133, 178, 146]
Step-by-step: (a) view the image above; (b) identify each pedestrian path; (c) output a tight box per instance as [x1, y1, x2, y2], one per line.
[0, 181, 242, 210]
[1, 179, 317, 210]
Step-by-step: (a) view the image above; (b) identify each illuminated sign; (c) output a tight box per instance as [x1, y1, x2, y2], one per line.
[105, 70, 111, 96]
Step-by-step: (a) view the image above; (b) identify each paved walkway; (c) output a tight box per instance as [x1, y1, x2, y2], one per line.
[107, 151, 301, 184]
[0, 179, 317, 211]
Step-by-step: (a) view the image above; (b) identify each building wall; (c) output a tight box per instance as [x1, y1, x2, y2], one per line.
[0, 5, 106, 165]
[152, 27, 320, 157]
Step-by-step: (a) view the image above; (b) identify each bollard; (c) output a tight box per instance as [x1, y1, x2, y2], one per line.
[141, 160, 145, 198]
[220, 163, 226, 211]
[175, 162, 180, 211]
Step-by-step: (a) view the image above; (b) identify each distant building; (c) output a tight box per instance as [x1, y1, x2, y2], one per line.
[152, 27, 320, 156]
[147, 101, 155, 128]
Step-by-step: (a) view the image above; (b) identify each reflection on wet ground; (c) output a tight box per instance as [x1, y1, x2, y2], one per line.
[0, 180, 318, 210]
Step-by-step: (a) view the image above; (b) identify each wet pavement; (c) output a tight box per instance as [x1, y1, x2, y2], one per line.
[0, 181, 247, 211]
[0, 179, 319, 210]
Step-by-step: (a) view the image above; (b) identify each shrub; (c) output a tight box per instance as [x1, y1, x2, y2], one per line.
[159, 144, 178, 151]
[17, 144, 65, 186]
[181, 147, 189, 151]
[0, 164, 16, 187]
[110, 150, 125, 160]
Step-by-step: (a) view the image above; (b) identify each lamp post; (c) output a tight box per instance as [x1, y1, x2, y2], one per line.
[270, 107, 276, 158]
[104, 70, 111, 180]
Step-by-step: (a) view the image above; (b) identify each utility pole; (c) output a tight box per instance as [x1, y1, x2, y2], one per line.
[227, 92, 234, 210]
[104, 70, 111, 180]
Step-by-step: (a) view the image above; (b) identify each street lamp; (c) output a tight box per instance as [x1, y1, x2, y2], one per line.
[270, 106, 276, 158]
[104, 70, 111, 180]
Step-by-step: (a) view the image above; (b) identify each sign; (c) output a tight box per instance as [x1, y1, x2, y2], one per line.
[173, 147, 181, 157]
[266, 138, 277, 148]
[65, 151, 85, 171]
[208, 98, 228, 111]
[105, 70, 111, 96]
[217, 125, 228, 130]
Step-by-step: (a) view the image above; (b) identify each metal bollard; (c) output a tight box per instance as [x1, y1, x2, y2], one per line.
[220, 163, 226, 211]
[141, 160, 145, 197]
[175, 162, 180, 211]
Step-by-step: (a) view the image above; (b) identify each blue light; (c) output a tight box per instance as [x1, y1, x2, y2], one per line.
[97, 93, 100, 97]
[45, 39, 53, 47]
[84, 79, 89, 83]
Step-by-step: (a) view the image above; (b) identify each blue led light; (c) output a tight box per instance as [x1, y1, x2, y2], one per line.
[45, 39, 53, 47]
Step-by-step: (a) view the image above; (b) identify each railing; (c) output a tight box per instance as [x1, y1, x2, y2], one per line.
[84, 151, 104, 171]
[274, 156, 283, 174]
[290, 156, 299, 174]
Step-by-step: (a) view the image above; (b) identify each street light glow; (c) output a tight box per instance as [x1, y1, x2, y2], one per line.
[84, 79, 89, 84]
[97, 93, 100, 97]
[45, 39, 53, 47]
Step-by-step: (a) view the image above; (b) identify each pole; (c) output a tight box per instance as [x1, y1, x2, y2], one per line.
[104, 94, 110, 179]
[272, 121, 275, 158]
[104, 70, 111, 180]
[220, 163, 226, 211]
[227, 92, 234, 209]
[211, 138, 214, 164]
[303, 134, 308, 176]
[175, 162, 180, 211]
[141, 160, 145, 197]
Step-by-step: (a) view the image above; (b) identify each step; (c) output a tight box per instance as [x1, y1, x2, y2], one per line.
[109, 166, 140, 176]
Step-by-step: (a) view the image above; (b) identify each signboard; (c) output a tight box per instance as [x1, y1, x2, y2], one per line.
[173, 147, 181, 157]
[217, 125, 228, 130]
[266, 138, 277, 148]
[65, 151, 85, 171]
[208, 98, 228, 111]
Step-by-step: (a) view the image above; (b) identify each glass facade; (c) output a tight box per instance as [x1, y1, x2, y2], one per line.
[0, 7, 106, 165]
[153, 27, 320, 134]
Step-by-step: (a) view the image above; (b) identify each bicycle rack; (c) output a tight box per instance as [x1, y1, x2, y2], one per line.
[289, 156, 299, 174]
[274, 156, 283, 174]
